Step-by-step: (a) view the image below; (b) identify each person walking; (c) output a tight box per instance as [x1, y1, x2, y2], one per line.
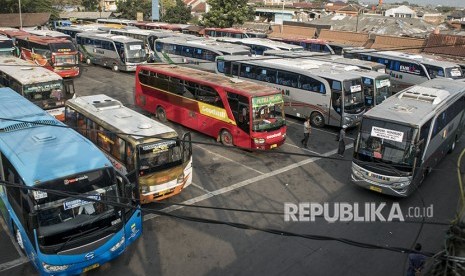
[301, 116, 311, 148]
[337, 125, 346, 157]
[407, 243, 427, 276]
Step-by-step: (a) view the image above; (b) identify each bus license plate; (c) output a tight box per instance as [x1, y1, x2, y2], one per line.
[270, 144, 277, 149]
[158, 188, 174, 197]
[369, 186, 382, 193]
[83, 263, 99, 273]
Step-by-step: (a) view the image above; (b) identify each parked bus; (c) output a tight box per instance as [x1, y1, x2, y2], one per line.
[263, 50, 386, 73]
[154, 37, 250, 72]
[216, 37, 304, 55]
[76, 32, 147, 71]
[351, 78, 465, 197]
[0, 56, 75, 121]
[0, 87, 142, 275]
[14, 35, 80, 78]
[0, 35, 15, 56]
[65, 94, 193, 203]
[51, 19, 72, 30]
[216, 55, 365, 128]
[204, 28, 250, 39]
[56, 25, 106, 44]
[96, 18, 137, 26]
[135, 64, 287, 149]
[269, 37, 336, 54]
[345, 50, 465, 92]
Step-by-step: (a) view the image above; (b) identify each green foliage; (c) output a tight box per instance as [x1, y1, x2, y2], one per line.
[82, 0, 99, 11]
[116, 0, 152, 20]
[163, 0, 192, 23]
[201, 0, 254, 28]
[0, 0, 59, 19]
[436, 6, 456, 13]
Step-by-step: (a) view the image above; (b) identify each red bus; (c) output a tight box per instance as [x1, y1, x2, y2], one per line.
[14, 35, 80, 78]
[135, 64, 288, 150]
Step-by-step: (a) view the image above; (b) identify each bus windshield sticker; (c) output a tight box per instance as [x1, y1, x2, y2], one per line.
[141, 141, 176, 153]
[63, 195, 100, 210]
[64, 175, 89, 185]
[33, 190, 48, 200]
[129, 44, 142, 50]
[371, 126, 404, 142]
[25, 82, 62, 93]
[252, 94, 283, 108]
[376, 79, 391, 88]
[350, 85, 362, 93]
[451, 68, 462, 77]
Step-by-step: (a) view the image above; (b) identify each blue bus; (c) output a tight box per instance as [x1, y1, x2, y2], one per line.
[0, 87, 142, 275]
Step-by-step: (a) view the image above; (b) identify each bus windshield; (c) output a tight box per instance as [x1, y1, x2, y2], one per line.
[375, 78, 391, 105]
[54, 54, 77, 66]
[24, 81, 64, 104]
[138, 140, 183, 175]
[49, 42, 77, 52]
[0, 40, 14, 56]
[35, 168, 120, 248]
[125, 42, 146, 63]
[343, 79, 364, 114]
[354, 118, 417, 172]
[252, 94, 286, 132]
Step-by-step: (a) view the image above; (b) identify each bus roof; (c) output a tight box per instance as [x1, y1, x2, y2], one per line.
[364, 78, 465, 126]
[0, 88, 110, 185]
[15, 35, 72, 45]
[140, 64, 282, 97]
[157, 37, 251, 54]
[25, 29, 71, 39]
[356, 50, 461, 67]
[0, 57, 63, 85]
[0, 29, 29, 38]
[217, 37, 304, 51]
[76, 32, 144, 43]
[66, 94, 178, 140]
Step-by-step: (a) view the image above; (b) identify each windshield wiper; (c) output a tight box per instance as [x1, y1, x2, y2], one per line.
[357, 159, 406, 177]
[54, 226, 98, 254]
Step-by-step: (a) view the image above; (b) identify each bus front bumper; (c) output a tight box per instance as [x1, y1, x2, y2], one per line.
[350, 162, 413, 197]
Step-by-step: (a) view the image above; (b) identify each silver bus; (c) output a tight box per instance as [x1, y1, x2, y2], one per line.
[351, 78, 465, 197]
[216, 37, 304, 55]
[76, 32, 147, 71]
[216, 55, 366, 128]
[155, 37, 251, 72]
[345, 50, 465, 92]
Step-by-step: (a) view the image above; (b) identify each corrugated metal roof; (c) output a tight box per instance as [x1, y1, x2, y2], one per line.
[370, 35, 426, 53]
[423, 33, 465, 58]
[318, 30, 370, 47]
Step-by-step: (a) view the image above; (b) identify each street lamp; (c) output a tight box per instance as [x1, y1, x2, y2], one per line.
[18, 0, 23, 29]
[281, 0, 285, 25]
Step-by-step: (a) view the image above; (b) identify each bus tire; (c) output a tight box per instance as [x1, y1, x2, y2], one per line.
[86, 58, 91, 65]
[220, 130, 233, 146]
[13, 223, 25, 252]
[448, 136, 458, 154]
[310, 112, 325, 128]
[156, 106, 167, 122]
[112, 64, 119, 72]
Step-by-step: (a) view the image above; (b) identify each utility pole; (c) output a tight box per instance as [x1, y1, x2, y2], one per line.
[18, 0, 23, 29]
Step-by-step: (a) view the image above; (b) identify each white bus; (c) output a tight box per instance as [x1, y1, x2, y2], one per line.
[76, 32, 147, 71]
[216, 55, 366, 128]
[56, 25, 106, 43]
[155, 37, 251, 72]
[0, 56, 75, 121]
[96, 18, 137, 26]
[351, 78, 465, 197]
[215, 37, 304, 55]
[65, 94, 193, 203]
[345, 50, 465, 92]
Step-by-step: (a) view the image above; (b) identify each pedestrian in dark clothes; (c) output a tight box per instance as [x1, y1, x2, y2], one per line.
[301, 116, 311, 148]
[337, 125, 346, 157]
[407, 243, 427, 276]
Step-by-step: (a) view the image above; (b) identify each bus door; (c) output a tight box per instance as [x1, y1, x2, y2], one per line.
[63, 79, 76, 99]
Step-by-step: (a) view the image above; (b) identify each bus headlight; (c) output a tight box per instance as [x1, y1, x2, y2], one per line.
[141, 185, 148, 193]
[392, 181, 409, 189]
[344, 116, 354, 126]
[254, 138, 265, 144]
[177, 173, 185, 184]
[282, 133, 286, 139]
[42, 262, 69, 272]
[110, 236, 125, 252]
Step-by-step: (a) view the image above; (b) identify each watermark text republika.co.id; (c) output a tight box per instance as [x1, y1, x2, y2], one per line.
[284, 202, 433, 222]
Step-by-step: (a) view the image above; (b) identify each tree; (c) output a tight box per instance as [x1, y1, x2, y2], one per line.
[201, 0, 254, 28]
[116, 0, 152, 19]
[0, 0, 59, 19]
[82, 0, 99, 11]
[163, 0, 192, 23]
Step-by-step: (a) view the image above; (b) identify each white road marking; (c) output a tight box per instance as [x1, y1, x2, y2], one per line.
[0, 214, 25, 257]
[143, 144, 353, 221]
[285, 143, 321, 155]
[194, 144, 265, 175]
[190, 182, 212, 194]
[0, 257, 29, 272]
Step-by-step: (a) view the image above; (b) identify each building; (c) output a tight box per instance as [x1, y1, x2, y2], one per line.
[384, 5, 416, 18]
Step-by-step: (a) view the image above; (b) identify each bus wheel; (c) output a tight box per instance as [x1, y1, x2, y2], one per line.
[220, 130, 233, 146]
[310, 112, 325, 128]
[448, 136, 458, 154]
[156, 106, 167, 122]
[86, 58, 91, 65]
[112, 64, 119, 72]
[13, 224, 25, 251]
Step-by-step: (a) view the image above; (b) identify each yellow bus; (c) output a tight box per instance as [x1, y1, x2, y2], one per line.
[65, 94, 193, 203]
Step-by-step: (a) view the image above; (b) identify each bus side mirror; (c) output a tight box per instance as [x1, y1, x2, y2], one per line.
[29, 213, 38, 229]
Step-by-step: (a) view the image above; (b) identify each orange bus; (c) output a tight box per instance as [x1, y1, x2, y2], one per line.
[135, 64, 288, 150]
[14, 35, 80, 78]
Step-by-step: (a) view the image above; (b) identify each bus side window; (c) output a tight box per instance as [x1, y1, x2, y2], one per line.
[77, 113, 87, 136]
[126, 144, 134, 171]
[169, 77, 184, 95]
[65, 106, 77, 127]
